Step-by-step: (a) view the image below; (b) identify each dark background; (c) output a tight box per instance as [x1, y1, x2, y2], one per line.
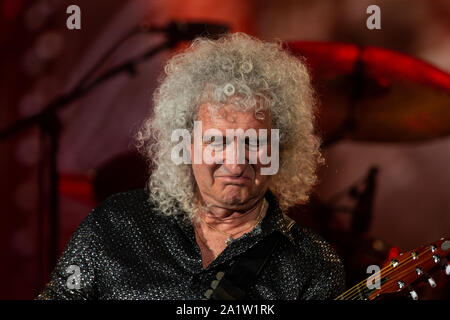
[1, 0, 449, 299]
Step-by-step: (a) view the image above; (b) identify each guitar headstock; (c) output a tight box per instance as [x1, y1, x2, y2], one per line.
[368, 237, 450, 300]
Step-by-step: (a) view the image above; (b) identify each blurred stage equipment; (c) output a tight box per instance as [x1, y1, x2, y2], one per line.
[288, 166, 388, 288]
[0, 21, 229, 273]
[284, 41, 450, 291]
[284, 42, 450, 146]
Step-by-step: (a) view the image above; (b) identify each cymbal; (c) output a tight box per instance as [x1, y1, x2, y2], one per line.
[285, 42, 450, 143]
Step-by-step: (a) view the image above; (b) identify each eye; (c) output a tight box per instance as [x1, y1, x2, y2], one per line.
[207, 136, 225, 148]
[244, 137, 259, 150]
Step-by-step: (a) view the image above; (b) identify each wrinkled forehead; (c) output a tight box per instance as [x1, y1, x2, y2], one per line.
[196, 102, 272, 132]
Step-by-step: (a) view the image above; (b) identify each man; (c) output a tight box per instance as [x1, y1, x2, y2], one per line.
[38, 32, 345, 300]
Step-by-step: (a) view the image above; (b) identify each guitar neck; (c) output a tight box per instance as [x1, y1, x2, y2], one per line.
[334, 237, 450, 300]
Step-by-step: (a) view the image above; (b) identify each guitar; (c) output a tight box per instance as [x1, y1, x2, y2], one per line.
[335, 237, 450, 300]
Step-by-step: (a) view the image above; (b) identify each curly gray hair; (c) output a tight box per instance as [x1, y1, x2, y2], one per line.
[136, 32, 323, 220]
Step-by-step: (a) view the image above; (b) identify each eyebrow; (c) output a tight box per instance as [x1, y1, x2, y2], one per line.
[201, 130, 271, 141]
[202, 134, 223, 143]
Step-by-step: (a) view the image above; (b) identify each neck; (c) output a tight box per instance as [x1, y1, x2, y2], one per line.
[193, 197, 267, 269]
[196, 197, 266, 235]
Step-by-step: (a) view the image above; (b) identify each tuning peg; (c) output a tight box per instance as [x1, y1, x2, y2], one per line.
[422, 270, 437, 288]
[432, 255, 440, 264]
[409, 290, 418, 300]
[427, 277, 437, 288]
[439, 258, 449, 275]
[406, 284, 419, 300]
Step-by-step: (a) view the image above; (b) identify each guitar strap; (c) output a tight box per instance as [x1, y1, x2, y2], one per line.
[208, 231, 284, 300]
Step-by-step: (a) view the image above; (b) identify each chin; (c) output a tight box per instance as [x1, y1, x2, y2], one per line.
[220, 187, 251, 206]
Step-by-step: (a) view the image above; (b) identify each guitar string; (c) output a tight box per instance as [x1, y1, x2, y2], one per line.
[339, 248, 433, 300]
[341, 249, 429, 300]
[371, 250, 449, 300]
[350, 248, 443, 300]
[335, 248, 429, 300]
[342, 249, 431, 300]
[343, 240, 448, 300]
[349, 255, 437, 300]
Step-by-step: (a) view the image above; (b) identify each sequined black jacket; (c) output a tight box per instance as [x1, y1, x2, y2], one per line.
[37, 189, 345, 300]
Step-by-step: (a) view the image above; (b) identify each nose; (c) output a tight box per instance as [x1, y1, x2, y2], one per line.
[222, 139, 248, 176]
[223, 162, 247, 176]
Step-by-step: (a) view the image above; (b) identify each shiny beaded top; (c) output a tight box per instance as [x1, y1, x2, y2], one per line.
[37, 188, 345, 300]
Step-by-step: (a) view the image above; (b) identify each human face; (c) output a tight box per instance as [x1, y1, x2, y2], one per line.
[190, 103, 274, 211]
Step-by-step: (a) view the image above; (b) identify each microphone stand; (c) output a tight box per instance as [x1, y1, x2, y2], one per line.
[1, 20, 229, 282]
[0, 38, 173, 276]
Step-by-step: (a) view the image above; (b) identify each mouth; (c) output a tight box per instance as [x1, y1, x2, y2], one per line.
[215, 176, 251, 185]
